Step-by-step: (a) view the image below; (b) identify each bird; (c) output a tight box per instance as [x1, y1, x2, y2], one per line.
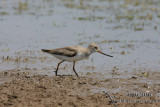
[41, 43, 113, 77]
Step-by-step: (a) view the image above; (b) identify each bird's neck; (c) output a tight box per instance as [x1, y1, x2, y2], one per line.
[86, 47, 93, 55]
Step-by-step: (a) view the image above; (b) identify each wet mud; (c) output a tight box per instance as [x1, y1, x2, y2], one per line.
[0, 70, 160, 107]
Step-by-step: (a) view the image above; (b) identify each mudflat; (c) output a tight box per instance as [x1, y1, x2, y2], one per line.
[0, 70, 160, 107]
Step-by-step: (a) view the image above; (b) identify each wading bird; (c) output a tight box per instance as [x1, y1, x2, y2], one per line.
[42, 43, 113, 77]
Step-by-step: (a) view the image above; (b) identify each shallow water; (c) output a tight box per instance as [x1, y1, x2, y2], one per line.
[0, 0, 160, 77]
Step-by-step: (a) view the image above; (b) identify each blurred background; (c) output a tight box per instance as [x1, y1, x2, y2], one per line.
[0, 0, 160, 77]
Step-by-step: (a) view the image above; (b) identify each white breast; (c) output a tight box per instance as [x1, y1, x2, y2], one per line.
[53, 53, 89, 62]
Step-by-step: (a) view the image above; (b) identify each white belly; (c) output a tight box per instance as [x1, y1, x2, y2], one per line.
[53, 53, 89, 62]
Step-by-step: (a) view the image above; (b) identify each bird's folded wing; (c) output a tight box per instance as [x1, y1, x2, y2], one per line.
[49, 47, 77, 57]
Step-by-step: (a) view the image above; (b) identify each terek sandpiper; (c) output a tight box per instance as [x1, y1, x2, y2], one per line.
[41, 43, 113, 77]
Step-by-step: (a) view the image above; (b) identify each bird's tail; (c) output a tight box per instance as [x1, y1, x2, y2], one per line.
[41, 49, 50, 53]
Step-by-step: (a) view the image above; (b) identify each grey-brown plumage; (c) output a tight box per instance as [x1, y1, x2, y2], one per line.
[41, 47, 77, 57]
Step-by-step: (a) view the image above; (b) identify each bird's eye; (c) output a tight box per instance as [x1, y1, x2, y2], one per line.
[94, 47, 98, 49]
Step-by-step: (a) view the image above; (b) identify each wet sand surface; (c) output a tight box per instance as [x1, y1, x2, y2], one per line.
[0, 70, 160, 107]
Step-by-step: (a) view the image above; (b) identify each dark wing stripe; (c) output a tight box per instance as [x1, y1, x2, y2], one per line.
[52, 47, 77, 57]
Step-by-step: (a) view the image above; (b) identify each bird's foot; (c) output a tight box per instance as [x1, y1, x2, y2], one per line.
[53, 71, 58, 76]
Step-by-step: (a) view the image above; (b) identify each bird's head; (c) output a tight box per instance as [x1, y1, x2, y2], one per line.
[88, 43, 100, 53]
[88, 43, 113, 57]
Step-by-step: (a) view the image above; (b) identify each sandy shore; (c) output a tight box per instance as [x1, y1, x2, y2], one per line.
[0, 70, 160, 107]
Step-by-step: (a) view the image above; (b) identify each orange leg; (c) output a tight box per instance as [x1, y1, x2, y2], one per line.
[55, 60, 65, 76]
